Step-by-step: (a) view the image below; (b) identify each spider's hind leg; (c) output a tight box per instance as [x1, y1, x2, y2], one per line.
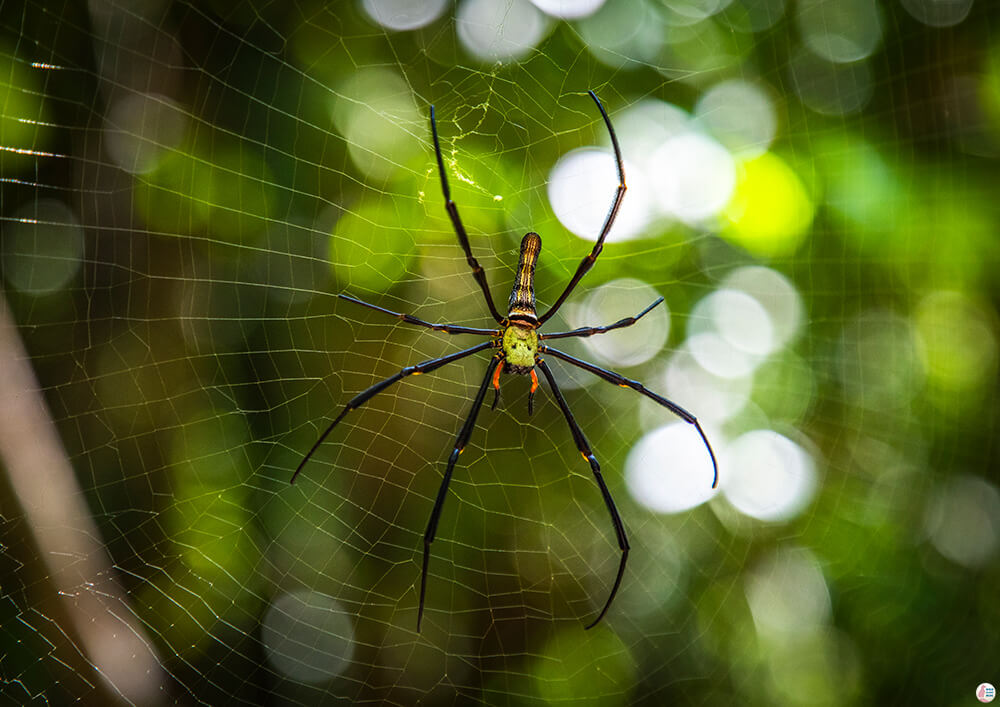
[534, 357, 628, 629]
[418, 355, 502, 632]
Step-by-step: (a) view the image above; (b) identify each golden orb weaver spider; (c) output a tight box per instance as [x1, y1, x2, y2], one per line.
[292, 91, 718, 632]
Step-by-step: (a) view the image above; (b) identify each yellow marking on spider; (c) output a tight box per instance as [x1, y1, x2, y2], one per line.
[502, 325, 538, 371]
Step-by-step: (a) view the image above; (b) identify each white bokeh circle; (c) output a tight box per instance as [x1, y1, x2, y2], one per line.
[722, 430, 817, 522]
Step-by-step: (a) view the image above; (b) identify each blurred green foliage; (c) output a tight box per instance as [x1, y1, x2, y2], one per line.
[1, 0, 999, 705]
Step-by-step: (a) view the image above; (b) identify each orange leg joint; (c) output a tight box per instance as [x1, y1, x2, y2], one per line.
[490, 361, 503, 411]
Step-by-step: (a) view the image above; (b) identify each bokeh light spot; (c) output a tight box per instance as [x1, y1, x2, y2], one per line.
[695, 79, 777, 158]
[722, 430, 816, 521]
[746, 546, 831, 637]
[723, 152, 814, 257]
[662, 15, 751, 80]
[531, 626, 637, 703]
[529, 0, 606, 19]
[818, 133, 899, 233]
[900, 0, 973, 28]
[752, 351, 817, 425]
[135, 137, 276, 247]
[362, 0, 449, 30]
[797, 0, 883, 64]
[334, 68, 423, 181]
[915, 290, 998, 394]
[649, 132, 736, 225]
[661, 0, 736, 26]
[838, 311, 924, 411]
[664, 345, 752, 424]
[707, 289, 774, 355]
[764, 629, 864, 706]
[626, 421, 719, 513]
[457, 0, 550, 62]
[721, 266, 804, 349]
[615, 99, 690, 158]
[719, 0, 787, 32]
[2, 199, 85, 295]
[548, 148, 650, 242]
[789, 47, 874, 116]
[579, 279, 668, 367]
[104, 93, 186, 174]
[262, 590, 354, 684]
[577, 0, 663, 68]
[687, 330, 762, 380]
[924, 475, 1000, 568]
[330, 197, 419, 294]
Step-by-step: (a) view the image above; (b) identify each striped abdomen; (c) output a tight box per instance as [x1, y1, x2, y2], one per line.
[507, 232, 540, 323]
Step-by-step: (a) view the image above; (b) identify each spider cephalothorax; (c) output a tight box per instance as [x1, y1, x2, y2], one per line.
[291, 92, 718, 633]
[500, 321, 538, 375]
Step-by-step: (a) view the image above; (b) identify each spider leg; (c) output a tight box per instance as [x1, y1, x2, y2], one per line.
[430, 106, 505, 324]
[535, 357, 628, 630]
[538, 91, 626, 325]
[419, 355, 502, 632]
[339, 294, 499, 336]
[490, 358, 503, 411]
[290, 340, 493, 484]
[540, 297, 664, 341]
[541, 345, 718, 488]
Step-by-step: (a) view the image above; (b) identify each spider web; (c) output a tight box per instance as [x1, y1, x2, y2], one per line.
[2, 1, 999, 705]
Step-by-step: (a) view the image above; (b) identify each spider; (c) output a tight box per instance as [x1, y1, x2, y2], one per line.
[291, 91, 718, 632]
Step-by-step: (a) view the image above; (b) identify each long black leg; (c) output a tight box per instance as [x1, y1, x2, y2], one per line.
[290, 341, 493, 484]
[535, 358, 628, 630]
[418, 355, 502, 632]
[430, 106, 505, 324]
[541, 345, 718, 488]
[538, 91, 627, 325]
[339, 294, 499, 336]
[540, 297, 663, 341]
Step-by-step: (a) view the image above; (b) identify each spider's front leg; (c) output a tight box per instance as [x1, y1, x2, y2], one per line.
[527, 369, 539, 416]
[490, 357, 503, 411]
[430, 105, 505, 324]
[488, 361, 540, 415]
[538, 91, 627, 325]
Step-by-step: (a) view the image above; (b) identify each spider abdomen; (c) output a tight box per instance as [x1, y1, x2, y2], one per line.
[502, 323, 538, 374]
[507, 232, 541, 323]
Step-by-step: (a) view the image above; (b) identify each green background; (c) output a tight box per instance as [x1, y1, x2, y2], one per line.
[1, 0, 998, 704]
